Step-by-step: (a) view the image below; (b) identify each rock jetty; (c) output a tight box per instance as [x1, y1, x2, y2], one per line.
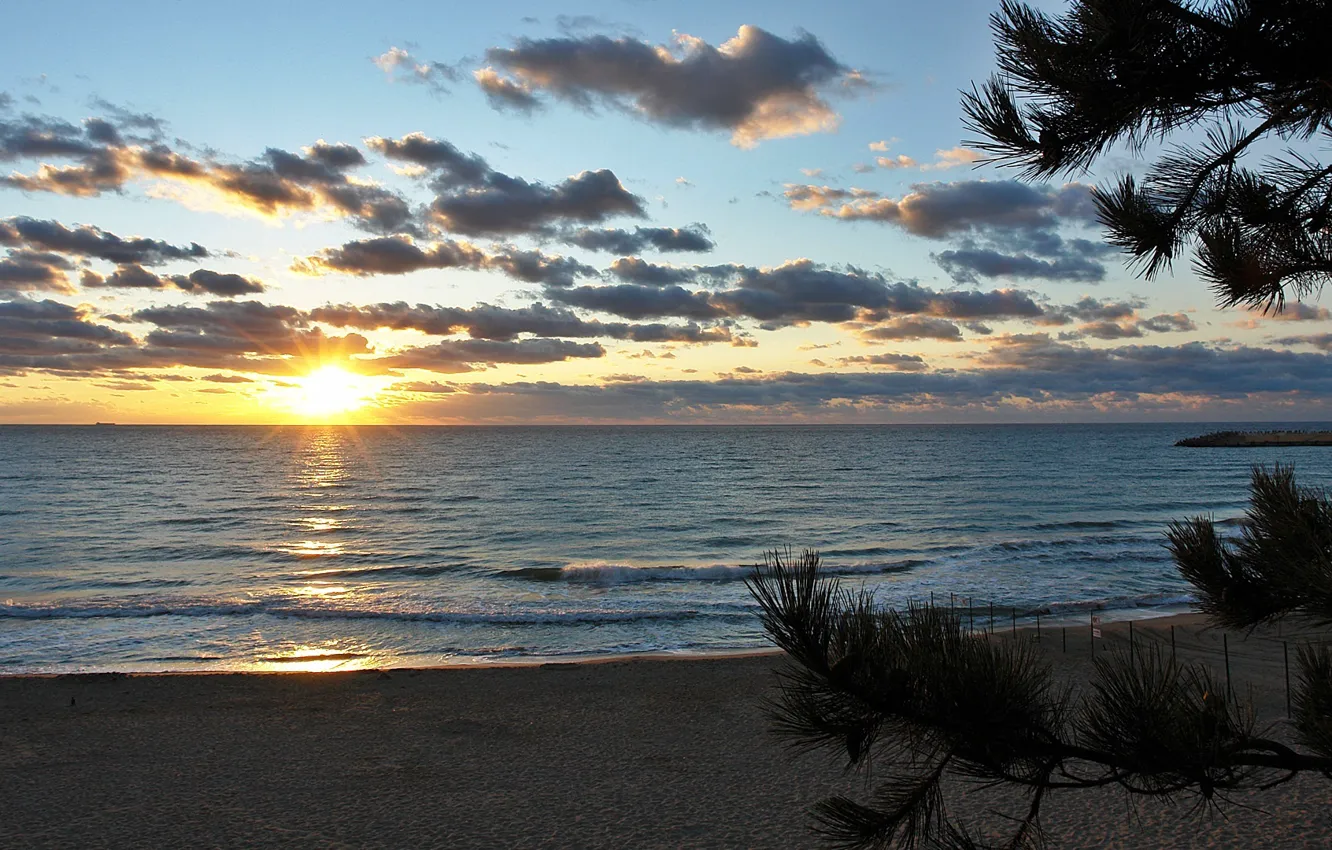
[1176, 430, 1332, 447]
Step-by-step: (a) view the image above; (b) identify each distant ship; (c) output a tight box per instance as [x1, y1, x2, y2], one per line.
[94, 422, 117, 426]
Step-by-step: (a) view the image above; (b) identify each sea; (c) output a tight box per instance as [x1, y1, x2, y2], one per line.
[2, 422, 1330, 674]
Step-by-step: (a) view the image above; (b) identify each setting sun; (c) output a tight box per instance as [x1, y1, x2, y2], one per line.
[292, 366, 372, 417]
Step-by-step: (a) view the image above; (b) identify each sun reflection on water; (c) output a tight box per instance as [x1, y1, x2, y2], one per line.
[279, 540, 346, 558]
[284, 429, 357, 559]
[255, 642, 378, 673]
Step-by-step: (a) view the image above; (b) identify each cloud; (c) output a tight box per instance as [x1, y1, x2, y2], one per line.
[387, 380, 458, 394]
[548, 283, 725, 321]
[836, 353, 928, 371]
[0, 217, 208, 265]
[364, 132, 490, 189]
[1249, 302, 1332, 323]
[308, 301, 734, 344]
[293, 235, 595, 286]
[876, 155, 918, 169]
[474, 67, 541, 112]
[932, 244, 1107, 284]
[859, 316, 963, 341]
[0, 299, 135, 357]
[565, 224, 713, 253]
[0, 250, 77, 294]
[873, 145, 990, 174]
[1035, 296, 1143, 326]
[607, 257, 702, 286]
[919, 147, 983, 171]
[2, 111, 415, 234]
[82, 265, 265, 296]
[0, 299, 377, 377]
[0, 295, 614, 378]
[372, 337, 605, 373]
[373, 47, 460, 93]
[1135, 312, 1196, 334]
[131, 301, 368, 360]
[565, 258, 1047, 328]
[366, 131, 645, 236]
[432, 168, 643, 236]
[786, 179, 1098, 237]
[380, 341, 1332, 422]
[478, 25, 867, 147]
[786, 179, 1111, 284]
[1273, 333, 1332, 352]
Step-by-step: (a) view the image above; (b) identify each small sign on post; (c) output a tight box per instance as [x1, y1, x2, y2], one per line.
[1091, 614, 1102, 639]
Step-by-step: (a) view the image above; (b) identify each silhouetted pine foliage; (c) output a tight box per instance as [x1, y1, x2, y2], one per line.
[749, 503, 1332, 849]
[1167, 464, 1332, 629]
[961, 0, 1332, 311]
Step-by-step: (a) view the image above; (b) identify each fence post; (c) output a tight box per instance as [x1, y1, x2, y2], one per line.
[1062, 626, 1066, 653]
[1224, 633, 1232, 700]
[968, 597, 973, 634]
[990, 600, 994, 636]
[1170, 625, 1176, 664]
[1284, 641, 1291, 720]
[1128, 621, 1135, 662]
[1036, 612, 1041, 642]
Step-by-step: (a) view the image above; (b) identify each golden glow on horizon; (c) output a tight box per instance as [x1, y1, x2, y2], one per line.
[291, 366, 374, 418]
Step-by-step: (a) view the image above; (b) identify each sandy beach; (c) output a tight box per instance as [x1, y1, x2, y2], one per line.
[3, 613, 1330, 849]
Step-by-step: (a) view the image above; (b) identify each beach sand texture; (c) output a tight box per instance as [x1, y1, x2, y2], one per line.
[3, 614, 1330, 849]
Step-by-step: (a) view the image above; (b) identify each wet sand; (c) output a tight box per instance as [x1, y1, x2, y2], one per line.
[2, 613, 1330, 848]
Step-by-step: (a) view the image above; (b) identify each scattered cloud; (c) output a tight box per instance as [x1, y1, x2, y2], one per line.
[564, 224, 713, 254]
[0, 250, 77, 294]
[836, 352, 928, 370]
[292, 235, 595, 286]
[0, 217, 208, 265]
[473, 67, 540, 112]
[876, 155, 918, 169]
[373, 337, 605, 373]
[368, 131, 644, 236]
[785, 179, 1098, 237]
[308, 301, 734, 344]
[786, 179, 1111, 284]
[381, 341, 1332, 422]
[477, 25, 869, 147]
[2, 111, 415, 234]
[859, 316, 962, 341]
[373, 47, 460, 93]
[82, 265, 265, 296]
[1273, 333, 1332, 351]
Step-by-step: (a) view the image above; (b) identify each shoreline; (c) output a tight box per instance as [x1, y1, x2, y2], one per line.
[0, 606, 1200, 679]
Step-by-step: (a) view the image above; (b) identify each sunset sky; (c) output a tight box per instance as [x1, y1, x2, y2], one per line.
[3, 0, 1331, 424]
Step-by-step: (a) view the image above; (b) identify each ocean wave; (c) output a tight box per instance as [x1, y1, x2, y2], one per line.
[1036, 591, 1196, 616]
[258, 651, 368, 663]
[0, 598, 752, 626]
[992, 534, 1158, 552]
[290, 563, 459, 580]
[502, 559, 921, 585]
[1032, 519, 1138, 531]
[158, 516, 237, 527]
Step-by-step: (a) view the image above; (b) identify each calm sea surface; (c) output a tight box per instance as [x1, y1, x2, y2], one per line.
[2, 423, 1331, 673]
